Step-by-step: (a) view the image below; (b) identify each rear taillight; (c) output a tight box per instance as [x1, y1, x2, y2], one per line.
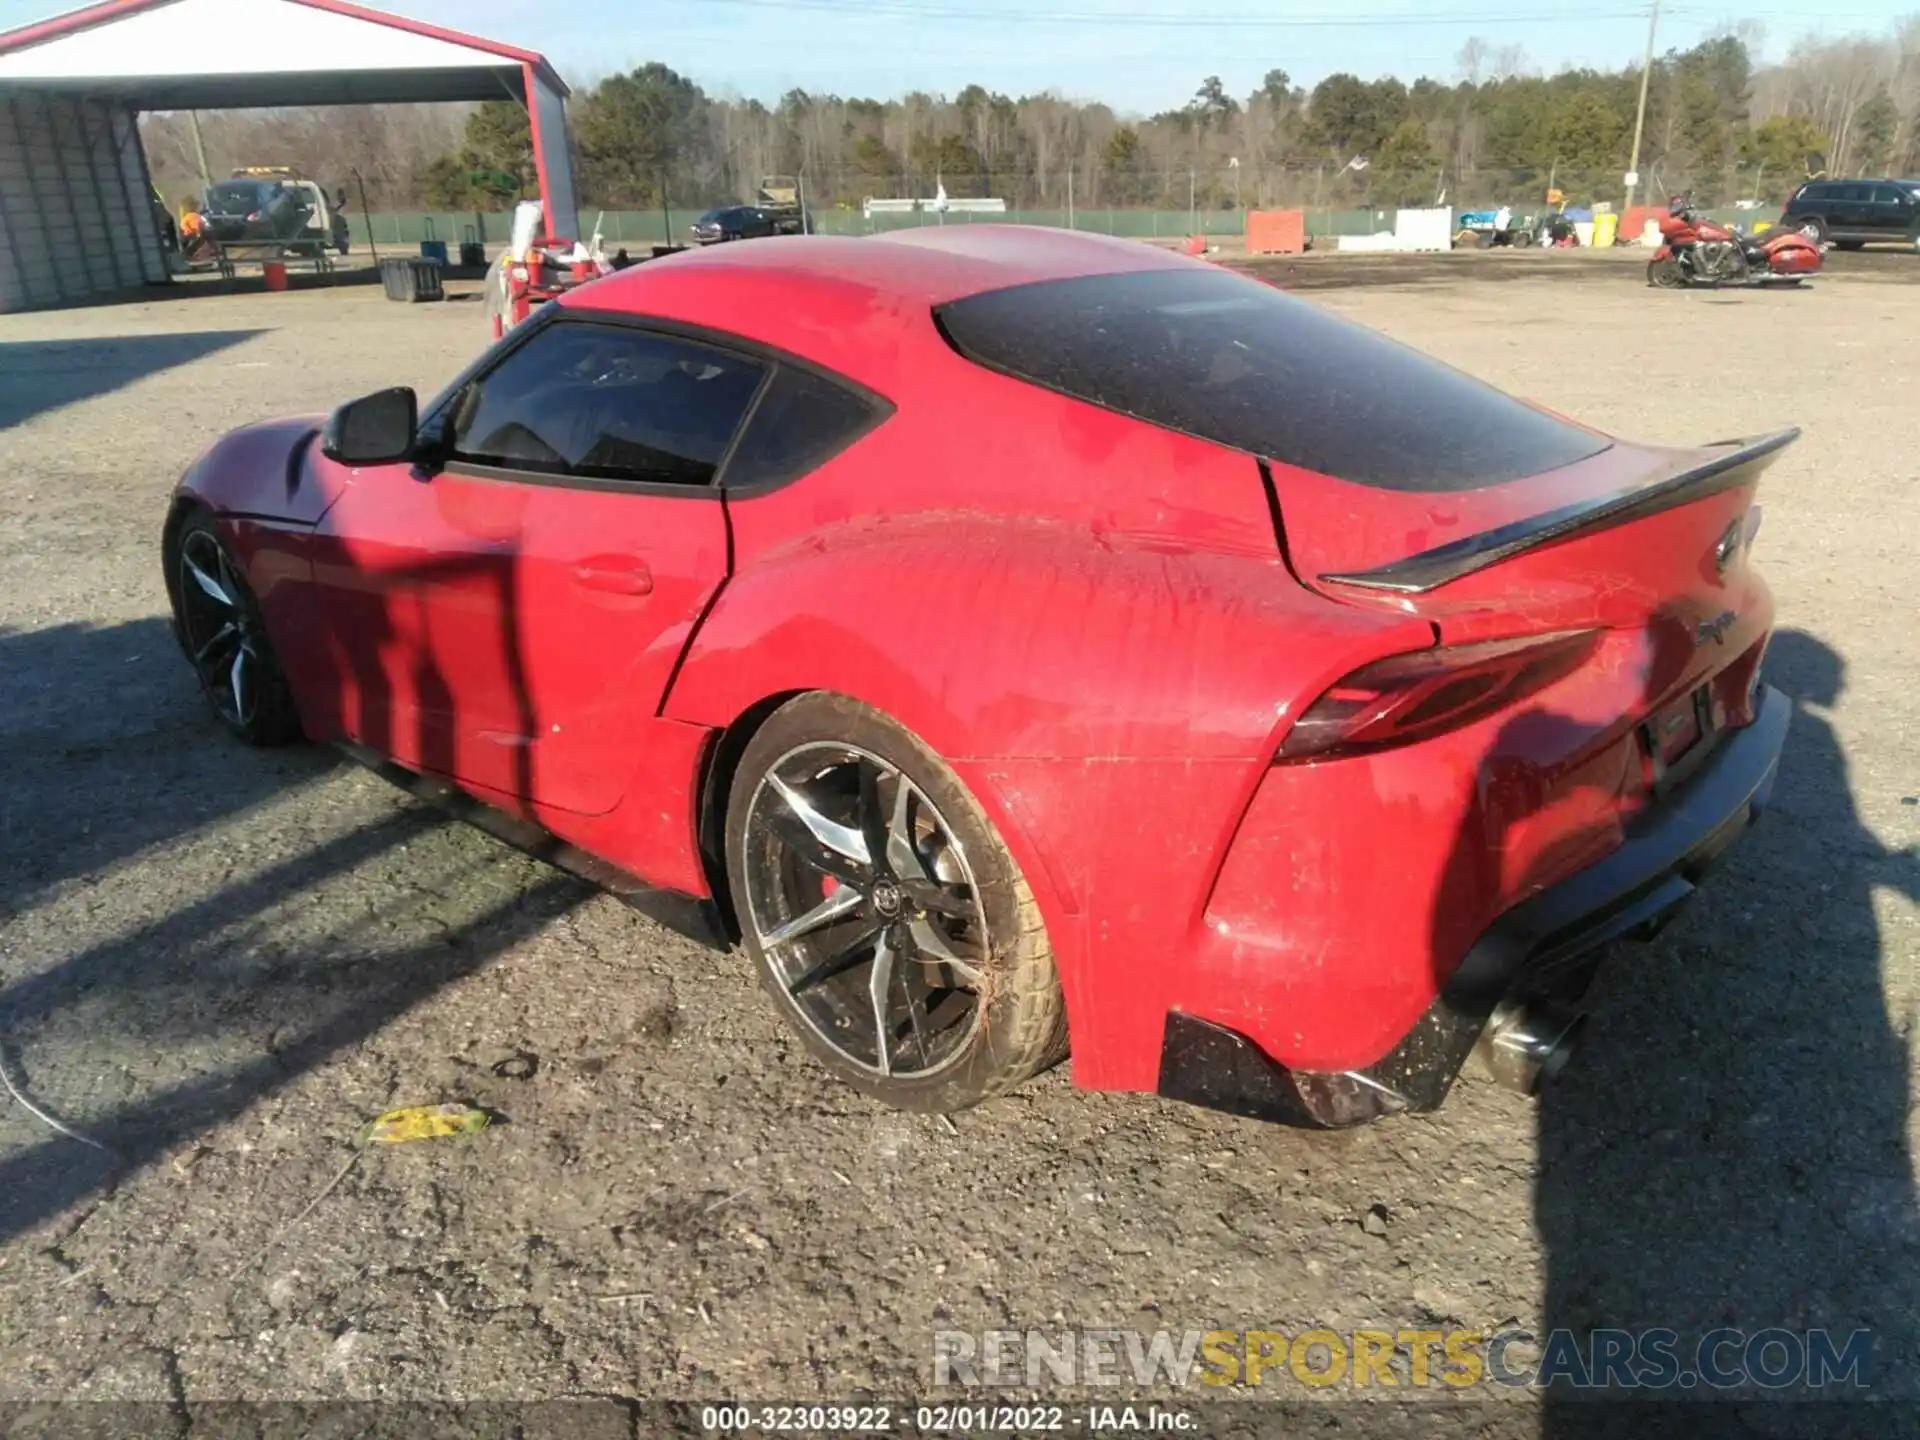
[1277, 630, 1600, 763]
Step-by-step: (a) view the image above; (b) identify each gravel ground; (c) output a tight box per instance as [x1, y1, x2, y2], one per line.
[1, 248, 1917, 1437]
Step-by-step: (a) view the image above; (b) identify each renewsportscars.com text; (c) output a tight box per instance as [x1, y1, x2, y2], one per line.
[932, 1326, 1873, 1392]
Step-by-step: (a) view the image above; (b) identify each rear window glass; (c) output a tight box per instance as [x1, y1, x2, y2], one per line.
[207, 181, 271, 209]
[935, 268, 1608, 491]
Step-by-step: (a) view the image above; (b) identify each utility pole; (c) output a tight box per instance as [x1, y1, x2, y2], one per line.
[1622, 0, 1661, 220]
[188, 110, 212, 192]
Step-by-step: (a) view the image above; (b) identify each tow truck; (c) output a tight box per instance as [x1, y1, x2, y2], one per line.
[754, 175, 809, 235]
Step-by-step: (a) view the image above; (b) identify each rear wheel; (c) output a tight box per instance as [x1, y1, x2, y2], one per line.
[1798, 217, 1828, 243]
[725, 693, 1067, 1112]
[165, 511, 302, 745]
[1647, 256, 1684, 289]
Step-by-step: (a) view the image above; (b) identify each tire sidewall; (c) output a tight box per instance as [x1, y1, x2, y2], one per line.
[166, 510, 301, 745]
[724, 692, 1051, 1112]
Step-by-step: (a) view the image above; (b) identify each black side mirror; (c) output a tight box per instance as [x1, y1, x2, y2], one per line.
[321, 387, 419, 465]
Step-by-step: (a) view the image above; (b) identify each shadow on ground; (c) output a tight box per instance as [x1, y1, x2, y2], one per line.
[0, 548, 600, 1247]
[0, 331, 265, 430]
[0, 619, 332, 924]
[1533, 628, 1919, 1433]
[0, 808, 588, 1244]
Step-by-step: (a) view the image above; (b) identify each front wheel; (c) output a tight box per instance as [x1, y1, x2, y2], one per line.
[1647, 256, 1684, 289]
[164, 511, 302, 745]
[725, 693, 1068, 1112]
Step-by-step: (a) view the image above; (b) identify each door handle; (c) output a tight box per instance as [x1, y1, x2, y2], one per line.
[573, 556, 653, 596]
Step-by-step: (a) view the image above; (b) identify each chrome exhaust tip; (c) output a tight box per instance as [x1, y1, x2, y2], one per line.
[1476, 999, 1587, 1095]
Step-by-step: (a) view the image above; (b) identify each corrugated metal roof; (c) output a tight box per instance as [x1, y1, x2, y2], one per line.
[0, 0, 569, 102]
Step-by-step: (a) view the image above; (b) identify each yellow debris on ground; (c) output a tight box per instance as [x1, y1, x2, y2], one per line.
[362, 1103, 491, 1145]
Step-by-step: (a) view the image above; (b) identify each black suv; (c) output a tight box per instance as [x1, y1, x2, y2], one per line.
[689, 205, 778, 245]
[1780, 179, 1920, 249]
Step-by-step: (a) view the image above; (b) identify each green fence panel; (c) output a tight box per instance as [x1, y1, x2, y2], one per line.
[357, 202, 1751, 251]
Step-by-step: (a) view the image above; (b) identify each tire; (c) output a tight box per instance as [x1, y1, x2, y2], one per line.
[724, 693, 1068, 1112]
[1798, 217, 1828, 243]
[1647, 256, 1684, 289]
[164, 509, 302, 746]
[1512, 228, 1536, 248]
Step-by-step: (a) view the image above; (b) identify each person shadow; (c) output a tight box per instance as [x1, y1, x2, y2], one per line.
[1525, 628, 1919, 1434]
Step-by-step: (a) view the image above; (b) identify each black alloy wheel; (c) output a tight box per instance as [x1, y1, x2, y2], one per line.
[726, 695, 1067, 1110]
[167, 513, 301, 745]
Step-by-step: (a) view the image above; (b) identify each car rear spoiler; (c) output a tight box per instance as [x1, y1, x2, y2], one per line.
[1317, 429, 1800, 595]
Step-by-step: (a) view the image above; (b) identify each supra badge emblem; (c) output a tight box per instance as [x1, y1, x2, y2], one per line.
[1696, 609, 1738, 646]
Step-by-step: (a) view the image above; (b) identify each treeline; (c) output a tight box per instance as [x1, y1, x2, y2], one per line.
[142, 21, 1920, 217]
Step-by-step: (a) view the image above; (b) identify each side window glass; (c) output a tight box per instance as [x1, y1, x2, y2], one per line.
[1875, 185, 1906, 205]
[723, 365, 889, 491]
[449, 324, 766, 487]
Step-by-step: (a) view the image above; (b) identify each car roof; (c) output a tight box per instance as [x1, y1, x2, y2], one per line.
[558, 226, 1197, 391]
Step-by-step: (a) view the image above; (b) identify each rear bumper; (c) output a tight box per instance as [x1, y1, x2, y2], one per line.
[1157, 683, 1792, 1128]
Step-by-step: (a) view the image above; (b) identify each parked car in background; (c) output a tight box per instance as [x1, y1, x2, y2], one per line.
[1780, 179, 1920, 248]
[200, 169, 351, 255]
[199, 176, 312, 246]
[691, 205, 780, 245]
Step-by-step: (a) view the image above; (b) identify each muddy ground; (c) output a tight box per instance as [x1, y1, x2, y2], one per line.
[2, 245, 1917, 1438]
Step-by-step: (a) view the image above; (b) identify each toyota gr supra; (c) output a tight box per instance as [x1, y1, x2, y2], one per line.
[163, 227, 1793, 1127]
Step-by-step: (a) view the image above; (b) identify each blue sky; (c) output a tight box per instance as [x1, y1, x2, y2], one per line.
[1, 0, 1911, 112]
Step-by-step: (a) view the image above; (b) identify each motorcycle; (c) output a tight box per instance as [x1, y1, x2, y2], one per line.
[1648, 193, 1823, 289]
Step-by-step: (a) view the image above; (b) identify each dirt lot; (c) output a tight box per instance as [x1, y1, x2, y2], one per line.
[2, 247, 1918, 1437]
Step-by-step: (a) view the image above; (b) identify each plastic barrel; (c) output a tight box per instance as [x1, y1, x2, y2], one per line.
[262, 260, 288, 291]
[1592, 213, 1620, 248]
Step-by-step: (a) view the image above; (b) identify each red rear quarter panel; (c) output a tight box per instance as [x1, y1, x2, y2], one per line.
[659, 309, 1433, 1088]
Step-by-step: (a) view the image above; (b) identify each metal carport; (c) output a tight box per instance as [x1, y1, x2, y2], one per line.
[0, 0, 579, 313]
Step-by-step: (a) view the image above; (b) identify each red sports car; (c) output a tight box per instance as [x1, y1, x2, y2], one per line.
[163, 228, 1793, 1127]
